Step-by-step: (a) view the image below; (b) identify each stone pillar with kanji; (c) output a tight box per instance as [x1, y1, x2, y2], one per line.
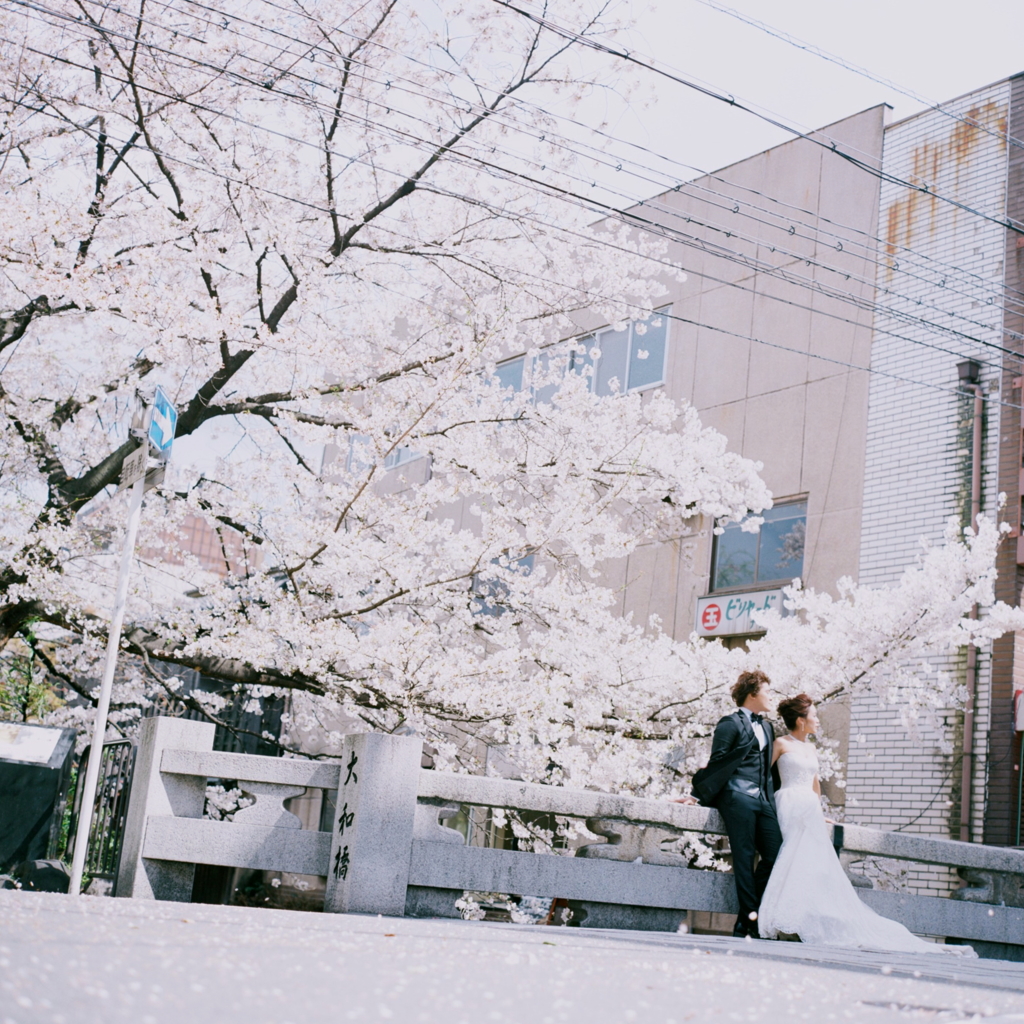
[323, 732, 422, 915]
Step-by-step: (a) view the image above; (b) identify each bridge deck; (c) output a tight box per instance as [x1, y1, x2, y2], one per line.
[2, 892, 1022, 1024]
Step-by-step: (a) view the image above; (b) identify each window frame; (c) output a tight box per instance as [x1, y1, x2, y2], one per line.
[383, 446, 421, 471]
[494, 306, 671, 401]
[595, 307, 671, 396]
[709, 498, 808, 595]
[493, 355, 526, 394]
[470, 553, 535, 617]
[345, 433, 424, 474]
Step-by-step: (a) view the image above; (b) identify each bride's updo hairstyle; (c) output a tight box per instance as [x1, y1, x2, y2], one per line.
[777, 693, 813, 731]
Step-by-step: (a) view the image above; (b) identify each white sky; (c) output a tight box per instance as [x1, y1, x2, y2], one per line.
[611, 0, 1024, 177]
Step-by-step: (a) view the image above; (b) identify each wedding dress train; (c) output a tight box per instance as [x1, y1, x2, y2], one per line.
[756, 741, 974, 955]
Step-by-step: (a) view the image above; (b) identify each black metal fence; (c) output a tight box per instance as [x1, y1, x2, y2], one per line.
[146, 663, 284, 757]
[65, 740, 136, 886]
[185, 681, 284, 757]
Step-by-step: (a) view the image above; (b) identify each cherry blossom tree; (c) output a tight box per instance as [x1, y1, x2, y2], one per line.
[0, 0, 769, 764]
[1, 0, 1019, 798]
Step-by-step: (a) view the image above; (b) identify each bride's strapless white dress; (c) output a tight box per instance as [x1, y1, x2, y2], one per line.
[757, 742, 974, 955]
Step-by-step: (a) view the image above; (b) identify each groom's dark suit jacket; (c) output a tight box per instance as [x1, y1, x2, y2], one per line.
[692, 710, 777, 806]
[696, 709, 783, 935]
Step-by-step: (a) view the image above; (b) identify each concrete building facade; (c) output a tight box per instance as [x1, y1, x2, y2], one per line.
[601, 104, 885, 649]
[559, 76, 1024, 869]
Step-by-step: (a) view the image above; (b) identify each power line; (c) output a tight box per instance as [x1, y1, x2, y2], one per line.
[5, 3, 1021, 381]
[3, 104, 1016, 406]
[237, 0, 1024, 314]
[689, 0, 1024, 159]
[292, 0, 1024, 307]
[5, 87, 1012, 417]
[4, 105, 1014, 437]
[9, 75, 1014, 388]
[492, 0, 1024, 240]
[6, 3, 1015, 371]
[343, 213, 1024, 413]
[18, 0, 1022, 343]
[36, 0, 1024, 319]
[232, 0, 1024, 312]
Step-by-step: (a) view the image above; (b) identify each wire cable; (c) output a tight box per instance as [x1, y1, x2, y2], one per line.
[688, 0, 1024, 158]
[14, 0, 1022, 342]
[221, 0, 1024, 311]
[229, 0, 1024, 311]
[492, 0, 1024, 239]
[5, 3, 1022, 386]
[8, 6, 1019, 374]
[8, 83, 1016, 388]
[346, 245, 1021, 414]
[5, 88, 1015, 417]
[24, 0, 1024, 319]
[329, 207, 1024, 411]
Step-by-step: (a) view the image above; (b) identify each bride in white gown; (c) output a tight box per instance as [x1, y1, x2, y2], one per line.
[757, 694, 974, 955]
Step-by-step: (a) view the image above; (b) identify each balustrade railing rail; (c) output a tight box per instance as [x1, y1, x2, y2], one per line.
[116, 718, 1024, 959]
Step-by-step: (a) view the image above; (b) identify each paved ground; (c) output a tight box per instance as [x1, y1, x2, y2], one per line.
[1, 892, 1023, 1024]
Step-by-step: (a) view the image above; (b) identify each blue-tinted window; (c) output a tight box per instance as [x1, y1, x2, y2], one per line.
[627, 311, 668, 391]
[595, 326, 630, 396]
[711, 524, 758, 590]
[569, 335, 596, 388]
[711, 501, 807, 591]
[383, 447, 419, 470]
[346, 433, 420, 473]
[532, 349, 568, 407]
[471, 554, 534, 617]
[494, 357, 525, 392]
[345, 434, 373, 474]
[592, 307, 670, 396]
[494, 307, 670, 401]
[757, 505, 807, 581]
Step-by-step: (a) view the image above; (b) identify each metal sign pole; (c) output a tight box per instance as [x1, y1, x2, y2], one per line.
[68, 474, 146, 895]
[67, 388, 176, 895]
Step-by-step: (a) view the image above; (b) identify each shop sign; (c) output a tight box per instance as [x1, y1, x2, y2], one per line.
[695, 588, 785, 637]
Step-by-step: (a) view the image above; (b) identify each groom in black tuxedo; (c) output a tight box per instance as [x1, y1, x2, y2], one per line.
[692, 670, 783, 938]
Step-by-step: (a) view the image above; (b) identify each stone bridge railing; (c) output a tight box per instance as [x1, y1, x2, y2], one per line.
[117, 717, 1024, 957]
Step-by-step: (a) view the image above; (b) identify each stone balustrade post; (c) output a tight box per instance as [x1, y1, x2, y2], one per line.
[116, 716, 215, 901]
[323, 732, 422, 916]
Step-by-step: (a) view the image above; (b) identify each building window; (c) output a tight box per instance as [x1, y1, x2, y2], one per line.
[471, 554, 534, 617]
[383, 447, 419, 471]
[345, 434, 373, 474]
[495, 307, 670, 400]
[494, 356, 525, 393]
[586, 307, 669, 396]
[345, 433, 422, 474]
[711, 501, 807, 592]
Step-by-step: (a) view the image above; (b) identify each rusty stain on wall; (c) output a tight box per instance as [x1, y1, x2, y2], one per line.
[883, 101, 1008, 281]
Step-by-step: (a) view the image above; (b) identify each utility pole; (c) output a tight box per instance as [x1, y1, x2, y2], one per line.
[957, 359, 983, 844]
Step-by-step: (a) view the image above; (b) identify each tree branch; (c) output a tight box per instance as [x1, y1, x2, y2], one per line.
[0, 295, 78, 358]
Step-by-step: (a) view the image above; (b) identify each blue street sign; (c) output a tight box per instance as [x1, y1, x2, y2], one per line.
[148, 386, 177, 456]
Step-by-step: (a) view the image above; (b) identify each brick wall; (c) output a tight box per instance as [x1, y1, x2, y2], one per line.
[848, 81, 1011, 890]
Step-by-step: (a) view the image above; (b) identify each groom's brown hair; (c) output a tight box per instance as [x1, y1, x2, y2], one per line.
[731, 670, 769, 706]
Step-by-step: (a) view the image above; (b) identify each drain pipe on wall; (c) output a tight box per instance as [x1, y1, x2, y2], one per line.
[958, 359, 984, 843]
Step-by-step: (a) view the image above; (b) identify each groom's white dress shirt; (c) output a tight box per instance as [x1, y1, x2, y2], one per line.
[739, 705, 766, 750]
